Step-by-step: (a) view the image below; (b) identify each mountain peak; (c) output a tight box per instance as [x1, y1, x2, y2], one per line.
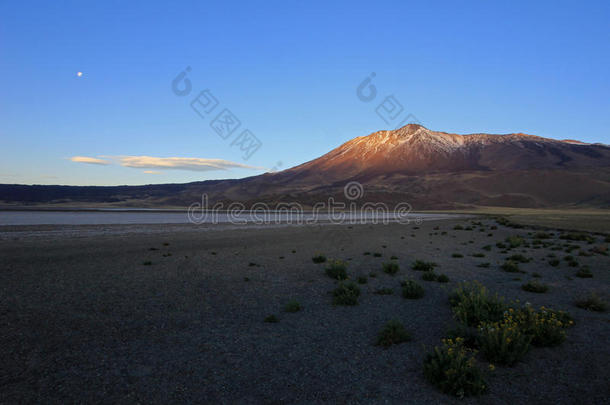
[395, 123, 427, 132]
[286, 125, 609, 180]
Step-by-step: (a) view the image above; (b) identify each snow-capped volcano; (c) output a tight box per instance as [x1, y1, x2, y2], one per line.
[2, 124, 609, 209]
[280, 124, 609, 183]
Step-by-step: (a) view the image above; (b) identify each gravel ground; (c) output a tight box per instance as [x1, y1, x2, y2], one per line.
[1, 219, 609, 404]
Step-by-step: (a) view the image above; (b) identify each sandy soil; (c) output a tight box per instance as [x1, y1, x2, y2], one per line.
[1, 219, 609, 404]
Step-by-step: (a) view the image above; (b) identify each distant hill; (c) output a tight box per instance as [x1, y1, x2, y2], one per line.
[2, 124, 610, 209]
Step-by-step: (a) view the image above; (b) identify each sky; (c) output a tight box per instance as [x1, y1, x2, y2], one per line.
[1, 0, 609, 186]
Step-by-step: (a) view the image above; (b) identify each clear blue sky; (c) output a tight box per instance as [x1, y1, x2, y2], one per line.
[1, 0, 609, 185]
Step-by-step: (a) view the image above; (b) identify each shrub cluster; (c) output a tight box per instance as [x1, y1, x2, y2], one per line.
[401, 279, 425, 299]
[478, 312, 532, 365]
[501, 261, 521, 273]
[507, 254, 531, 263]
[505, 235, 524, 248]
[423, 338, 487, 398]
[521, 281, 549, 293]
[412, 260, 436, 272]
[445, 324, 480, 349]
[515, 305, 573, 346]
[449, 282, 506, 326]
[332, 282, 360, 305]
[450, 283, 574, 366]
[312, 254, 327, 263]
[376, 320, 411, 347]
[575, 293, 607, 312]
[575, 266, 593, 278]
[325, 259, 348, 280]
[560, 232, 595, 243]
[382, 261, 399, 275]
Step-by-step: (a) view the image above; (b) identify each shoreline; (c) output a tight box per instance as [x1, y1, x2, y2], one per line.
[0, 214, 473, 240]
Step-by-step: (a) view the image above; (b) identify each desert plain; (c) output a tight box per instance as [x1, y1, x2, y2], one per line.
[1, 217, 609, 404]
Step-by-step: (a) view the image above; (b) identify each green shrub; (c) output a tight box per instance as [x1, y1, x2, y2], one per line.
[472, 253, 485, 258]
[373, 252, 382, 257]
[482, 245, 492, 251]
[521, 281, 549, 293]
[312, 254, 327, 263]
[507, 254, 531, 263]
[496, 242, 507, 249]
[445, 324, 480, 349]
[515, 305, 572, 346]
[264, 315, 279, 323]
[533, 232, 551, 239]
[453, 225, 464, 230]
[390, 255, 398, 260]
[575, 266, 593, 278]
[423, 338, 487, 397]
[332, 282, 360, 305]
[412, 260, 436, 271]
[421, 271, 437, 281]
[560, 232, 594, 243]
[437, 274, 450, 283]
[574, 293, 607, 312]
[376, 320, 411, 347]
[363, 251, 371, 256]
[452, 253, 464, 258]
[142, 261, 152, 266]
[284, 300, 301, 312]
[506, 235, 524, 248]
[374, 287, 394, 295]
[401, 279, 425, 299]
[478, 313, 531, 365]
[382, 261, 400, 275]
[450, 282, 507, 327]
[357, 276, 368, 284]
[325, 259, 348, 280]
[477, 262, 490, 268]
[501, 261, 520, 273]
[548, 259, 560, 267]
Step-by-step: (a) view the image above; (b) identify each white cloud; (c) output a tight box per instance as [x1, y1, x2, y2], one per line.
[113, 156, 262, 171]
[70, 155, 263, 172]
[70, 156, 110, 165]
